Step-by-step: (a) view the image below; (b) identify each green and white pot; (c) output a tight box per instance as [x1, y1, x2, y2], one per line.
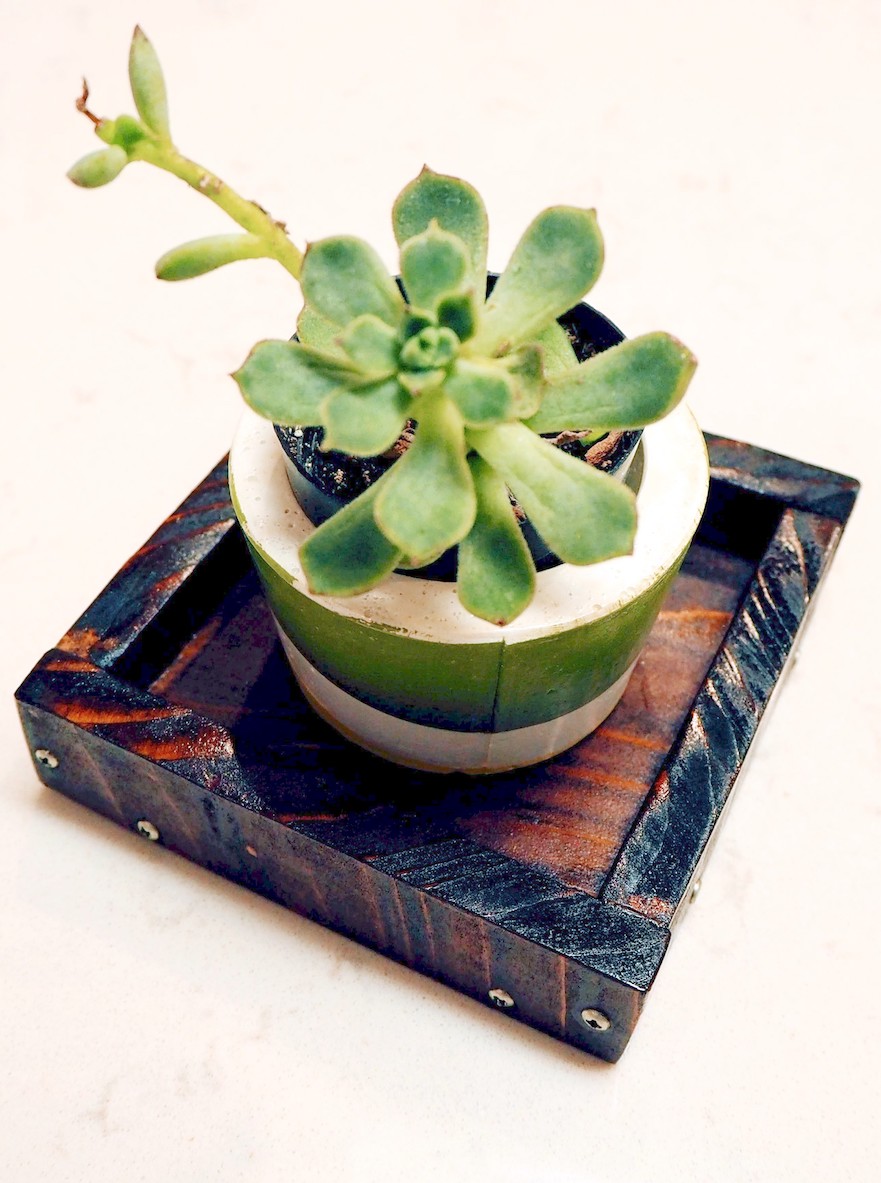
[229, 402, 709, 774]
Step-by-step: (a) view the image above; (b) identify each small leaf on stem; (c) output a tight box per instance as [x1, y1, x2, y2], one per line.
[66, 146, 128, 188]
[156, 234, 273, 280]
[107, 114, 149, 152]
[129, 26, 171, 139]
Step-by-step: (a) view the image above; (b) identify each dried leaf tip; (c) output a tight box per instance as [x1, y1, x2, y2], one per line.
[75, 79, 101, 125]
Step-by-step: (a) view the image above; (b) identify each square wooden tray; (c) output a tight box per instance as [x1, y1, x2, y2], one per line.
[15, 434, 858, 1061]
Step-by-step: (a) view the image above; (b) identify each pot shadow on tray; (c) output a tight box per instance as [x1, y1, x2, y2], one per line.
[145, 484, 772, 899]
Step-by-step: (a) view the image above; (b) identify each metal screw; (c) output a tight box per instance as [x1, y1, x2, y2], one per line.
[488, 988, 515, 1009]
[135, 819, 160, 842]
[34, 749, 58, 769]
[580, 1008, 611, 1032]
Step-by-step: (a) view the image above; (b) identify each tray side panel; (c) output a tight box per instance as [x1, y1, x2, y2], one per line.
[56, 460, 236, 671]
[706, 434, 860, 522]
[17, 688, 651, 1061]
[601, 507, 843, 923]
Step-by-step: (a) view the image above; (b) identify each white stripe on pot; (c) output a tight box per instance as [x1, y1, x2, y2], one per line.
[277, 628, 637, 775]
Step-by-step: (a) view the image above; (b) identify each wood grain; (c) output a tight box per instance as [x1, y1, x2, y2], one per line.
[16, 437, 858, 1060]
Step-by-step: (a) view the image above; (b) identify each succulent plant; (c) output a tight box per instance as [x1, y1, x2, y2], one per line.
[68, 27, 697, 626]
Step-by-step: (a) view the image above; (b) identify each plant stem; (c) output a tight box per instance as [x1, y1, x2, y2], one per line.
[131, 139, 303, 280]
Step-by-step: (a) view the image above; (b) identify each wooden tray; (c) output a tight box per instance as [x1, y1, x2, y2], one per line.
[15, 435, 858, 1061]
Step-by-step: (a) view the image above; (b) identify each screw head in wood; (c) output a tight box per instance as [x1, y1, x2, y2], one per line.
[34, 749, 58, 769]
[488, 987, 515, 1009]
[581, 1008, 611, 1032]
[135, 819, 160, 842]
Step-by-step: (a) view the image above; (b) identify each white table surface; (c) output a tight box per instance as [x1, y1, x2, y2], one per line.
[3, 2, 879, 1179]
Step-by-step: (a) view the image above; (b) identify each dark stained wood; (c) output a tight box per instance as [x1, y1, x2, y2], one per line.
[460, 543, 752, 893]
[705, 433, 860, 523]
[15, 437, 858, 1061]
[602, 507, 845, 925]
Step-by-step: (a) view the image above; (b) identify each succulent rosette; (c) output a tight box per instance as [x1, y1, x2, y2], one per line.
[234, 170, 696, 623]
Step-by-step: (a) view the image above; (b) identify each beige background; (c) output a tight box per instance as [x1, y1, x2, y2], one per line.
[2, 1, 879, 1179]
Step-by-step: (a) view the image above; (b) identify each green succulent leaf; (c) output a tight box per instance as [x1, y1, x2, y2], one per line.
[527, 332, 697, 434]
[395, 543, 451, 571]
[501, 344, 545, 419]
[375, 391, 476, 561]
[400, 222, 470, 312]
[94, 119, 118, 146]
[393, 168, 488, 297]
[300, 475, 403, 596]
[401, 311, 434, 339]
[106, 114, 149, 152]
[296, 305, 347, 357]
[469, 422, 636, 565]
[302, 237, 404, 328]
[532, 320, 578, 376]
[128, 27, 171, 140]
[475, 207, 604, 354]
[66, 146, 128, 188]
[399, 326, 458, 371]
[437, 291, 477, 342]
[155, 233, 272, 280]
[457, 456, 536, 626]
[397, 368, 446, 396]
[233, 340, 357, 425]
[339, 315, 399, 374]
[443, 360, 514, 427]
[322, 379, 411, 457]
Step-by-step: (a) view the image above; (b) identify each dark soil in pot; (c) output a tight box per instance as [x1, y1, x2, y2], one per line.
[274, 298, 641, 580]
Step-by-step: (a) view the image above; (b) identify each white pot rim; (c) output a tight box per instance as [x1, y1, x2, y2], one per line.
[229, 403, 709, 645]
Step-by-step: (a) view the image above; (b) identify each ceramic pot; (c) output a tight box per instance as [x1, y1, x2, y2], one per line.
[228, 393, 709, 774]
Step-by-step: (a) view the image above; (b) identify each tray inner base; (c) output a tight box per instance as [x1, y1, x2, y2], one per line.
[137, 534, 757, 898]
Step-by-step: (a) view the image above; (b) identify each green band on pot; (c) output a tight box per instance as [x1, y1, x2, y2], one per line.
[493, 549, 685, 731]
[245, 540, 504, 729]
[244, 535, 685, 733]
